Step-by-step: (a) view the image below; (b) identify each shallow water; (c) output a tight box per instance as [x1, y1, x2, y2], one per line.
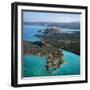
[22, 25, 80, 77]
[22, 50, 80, 77]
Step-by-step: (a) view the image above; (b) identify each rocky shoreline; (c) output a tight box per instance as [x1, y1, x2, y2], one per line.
[23, 27, 80, 71]
[36, 27, 80, 55]
[23, 41, 64, 71]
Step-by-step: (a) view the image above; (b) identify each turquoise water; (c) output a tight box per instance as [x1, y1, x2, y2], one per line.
[22, 25, 80, 77]
[51, 50, 80, 75]
[22, 50, 80, 77]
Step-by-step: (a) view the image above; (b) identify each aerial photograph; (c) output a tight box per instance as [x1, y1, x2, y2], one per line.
[22, 11, 80, 77]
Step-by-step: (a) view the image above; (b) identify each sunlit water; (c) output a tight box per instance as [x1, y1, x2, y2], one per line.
[22, 50, 80, 77]
[22, 25, 80, 77]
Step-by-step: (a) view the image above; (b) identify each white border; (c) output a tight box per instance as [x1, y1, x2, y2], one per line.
[17, 5, 86, 84]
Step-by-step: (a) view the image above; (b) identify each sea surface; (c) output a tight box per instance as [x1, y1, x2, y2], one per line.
[23, 25, 80, 42]
[22, 50, 80, 77]
[22, 25, 80, 77]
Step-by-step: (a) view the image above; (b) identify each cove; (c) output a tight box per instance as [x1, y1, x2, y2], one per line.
[22, 50, 80, 77]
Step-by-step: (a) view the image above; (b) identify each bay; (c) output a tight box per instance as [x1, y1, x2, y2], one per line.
[22, 50, 80, 77]
[23, 25, 80, 42]
[22, 25, 80, 77]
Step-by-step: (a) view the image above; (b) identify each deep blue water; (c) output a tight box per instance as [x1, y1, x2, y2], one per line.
[22, 50, 80, 77]
[22, 25, 80, 77]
